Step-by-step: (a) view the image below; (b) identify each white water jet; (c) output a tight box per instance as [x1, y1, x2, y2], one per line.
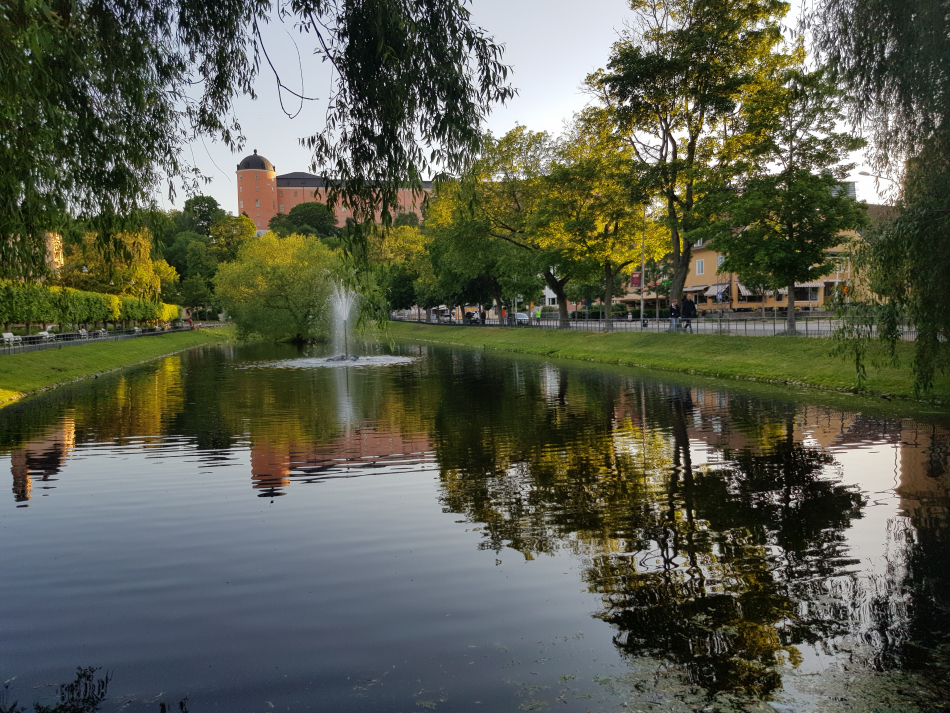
[328, 283, 359, 361]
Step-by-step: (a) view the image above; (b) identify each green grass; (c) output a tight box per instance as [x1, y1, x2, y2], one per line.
[390, 321, 949, 404]
[0, 327, 235, 406]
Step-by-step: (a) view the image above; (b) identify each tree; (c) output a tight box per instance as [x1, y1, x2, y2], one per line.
[210, 214, 257, 262]
[269, 202, 339, 241]
[58, 230, 179, 301]
[535, 111, 664, 331]
[429, 127, 584, 326]
[813, 0, 950, 393]
[182, 196, 227, 237]
[1, 0, 513, 277]
[591, 0, 789, 303]
[709, 68, 867, 332]
[214, 233, 338, 342]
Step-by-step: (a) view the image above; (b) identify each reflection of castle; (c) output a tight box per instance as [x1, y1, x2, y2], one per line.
[10, 419, 76, 504]
[249, 428, 432, 497]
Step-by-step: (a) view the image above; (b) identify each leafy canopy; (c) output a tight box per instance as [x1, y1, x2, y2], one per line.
[214, 232, 339, 342]
[591, 0, 791, 299]
[0, 0, 513, 277]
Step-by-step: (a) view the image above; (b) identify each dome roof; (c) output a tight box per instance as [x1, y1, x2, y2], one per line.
[236, 149, 275, 172]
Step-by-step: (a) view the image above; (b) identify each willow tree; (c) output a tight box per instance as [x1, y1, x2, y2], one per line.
[590, 0, 790, 302]
[0, 0, 513, 278]
[813, 0, 950, 393]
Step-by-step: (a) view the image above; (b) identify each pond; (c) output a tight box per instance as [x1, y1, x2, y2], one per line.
[1, 342, 948, 712]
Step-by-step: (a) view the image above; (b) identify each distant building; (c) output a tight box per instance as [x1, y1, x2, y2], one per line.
[236, 150, 431, 234]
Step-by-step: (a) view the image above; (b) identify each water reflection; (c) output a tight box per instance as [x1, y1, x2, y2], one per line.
[0, 342, 948, 707]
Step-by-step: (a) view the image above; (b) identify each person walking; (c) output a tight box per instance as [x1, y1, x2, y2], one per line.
[669, 299, 681, 332]
[682, 294, 697, 332]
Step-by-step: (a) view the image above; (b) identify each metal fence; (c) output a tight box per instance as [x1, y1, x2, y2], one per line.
[0, 323, 229, 357]
[391, 314, 918, 341]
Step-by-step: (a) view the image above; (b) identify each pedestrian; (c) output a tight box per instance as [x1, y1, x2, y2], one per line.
[669, 299, 681, 331]
[682, 294, 696, 332]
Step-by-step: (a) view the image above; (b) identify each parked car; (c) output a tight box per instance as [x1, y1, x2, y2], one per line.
[515, 312, 529, 324]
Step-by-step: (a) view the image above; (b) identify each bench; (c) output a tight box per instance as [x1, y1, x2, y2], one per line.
[2, 332, 22, 345]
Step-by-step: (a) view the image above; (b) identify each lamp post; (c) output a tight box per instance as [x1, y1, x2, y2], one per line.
[639, 204, 646, 327]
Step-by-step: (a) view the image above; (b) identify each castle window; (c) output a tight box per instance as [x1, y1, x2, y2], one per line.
[255, 199, 260, 207]
[239, 186, 242, 193]
[279, 191, 283, 197]
[255, 173, 258, 180]
[240, 200, 244, 209]
[280, 204, 284, 212]
[294, 191, 298, 197]
[255, 185, 259, 191]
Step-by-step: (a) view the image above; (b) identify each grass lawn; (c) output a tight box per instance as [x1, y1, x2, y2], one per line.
[390, 321, 949, 404]
[0, 327, 235, 406]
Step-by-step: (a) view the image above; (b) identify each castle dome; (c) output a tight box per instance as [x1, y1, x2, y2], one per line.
[236, 149, 275, 172]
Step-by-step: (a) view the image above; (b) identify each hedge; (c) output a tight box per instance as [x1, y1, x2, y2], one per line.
[0, 281, 180, 328]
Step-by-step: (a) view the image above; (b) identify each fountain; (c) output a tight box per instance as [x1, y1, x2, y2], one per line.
[246, 281, 416, 370]
[326, 283, 360, 362]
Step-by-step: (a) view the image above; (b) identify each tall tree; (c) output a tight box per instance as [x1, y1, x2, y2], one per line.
[590, 0, 789, 303]
[708, 67, 867, 332]
[813, 0, 950, 393]
[433, 127, 583, 326]
[0, 0, 513, 277]
[535, 111, 664, 331]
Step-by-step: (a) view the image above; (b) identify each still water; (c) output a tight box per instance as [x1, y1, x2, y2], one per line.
[0, 342, 948, 711]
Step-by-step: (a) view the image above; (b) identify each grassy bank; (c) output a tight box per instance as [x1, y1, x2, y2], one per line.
[0, 327, 235, 406]
[391, 321, 949, 404]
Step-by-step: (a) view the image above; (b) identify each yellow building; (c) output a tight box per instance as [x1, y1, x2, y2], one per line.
[625, 203, 894, 313]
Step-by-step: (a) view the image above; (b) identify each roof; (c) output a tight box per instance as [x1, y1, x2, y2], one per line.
[236, 150, 275, 172]
[276, 172, 435, 191]
[277, 172, 325, 188]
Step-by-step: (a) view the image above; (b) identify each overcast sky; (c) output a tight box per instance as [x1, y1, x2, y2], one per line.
[173, 0, 887, 215]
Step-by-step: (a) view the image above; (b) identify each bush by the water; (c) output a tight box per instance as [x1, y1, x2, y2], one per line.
[0, 280, 180, 330]
[214, 233, 338, 342]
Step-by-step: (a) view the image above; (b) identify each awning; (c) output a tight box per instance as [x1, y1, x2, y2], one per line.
[736, 282, 752, 297]
[777, 281, 826, 294]
[682, 285, 707, 292]
[704, 283, 731, 297]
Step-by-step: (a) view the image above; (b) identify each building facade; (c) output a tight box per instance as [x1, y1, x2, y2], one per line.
[236, 150, 431, 233]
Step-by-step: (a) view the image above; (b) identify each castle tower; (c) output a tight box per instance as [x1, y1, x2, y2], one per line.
[236, 149, 277, 233]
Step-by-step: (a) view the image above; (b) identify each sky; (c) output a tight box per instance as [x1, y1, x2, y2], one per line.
[173, 0, 888, 216]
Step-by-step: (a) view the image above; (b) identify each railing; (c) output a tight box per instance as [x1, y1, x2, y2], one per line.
[0, 323, 229, 357]
[390, 314, 918, 341]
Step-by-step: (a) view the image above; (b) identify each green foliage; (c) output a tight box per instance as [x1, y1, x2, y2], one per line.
[0, 281, 178, 328]
[182, 196, 227, 237]
[209, 214, 256, 262]
[214, 233, 338, 342]
[592, 0, 791, 299]
[1, 1, 511, 278]
[814, 0, 950, 393]
[393, 212, 420, 227]
[269, 202, 339, 242]
[708, 67, 867, 331]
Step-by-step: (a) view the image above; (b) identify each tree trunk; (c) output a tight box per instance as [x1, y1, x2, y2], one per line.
[493, 293, 505, 326]
[603, 262, 615, 333]
[542, 269, 570, 329]
[669, 232, 691, 304]
[786, 279, 797, 333]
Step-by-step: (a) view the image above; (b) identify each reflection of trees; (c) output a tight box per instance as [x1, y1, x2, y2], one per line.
[432, 371, 867, 699]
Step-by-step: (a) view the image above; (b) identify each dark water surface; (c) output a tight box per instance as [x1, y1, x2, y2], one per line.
[1, 342, 948, 712]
